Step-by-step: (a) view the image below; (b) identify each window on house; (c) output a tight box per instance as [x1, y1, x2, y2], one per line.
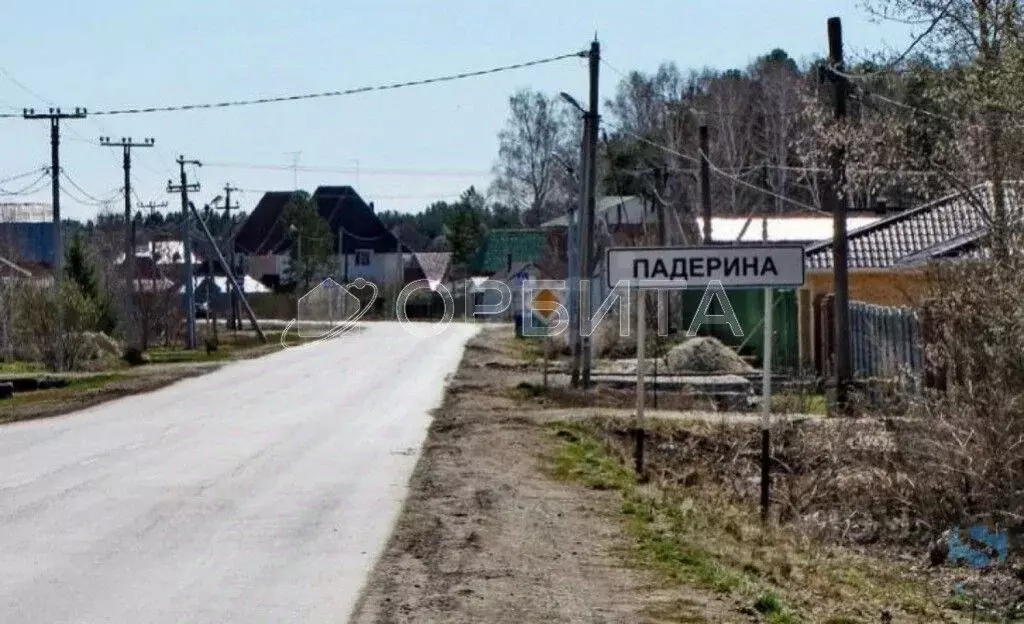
[355, 250, 372, 266]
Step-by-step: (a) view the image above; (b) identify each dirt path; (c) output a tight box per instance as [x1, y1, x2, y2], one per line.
[350, 329, 738, 623]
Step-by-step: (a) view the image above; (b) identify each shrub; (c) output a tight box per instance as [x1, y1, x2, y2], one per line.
[14, 279, 102, 371]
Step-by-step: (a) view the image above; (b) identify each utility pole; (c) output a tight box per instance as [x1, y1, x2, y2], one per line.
[222, 184, 242, 330]
[826, 17, 852, 413]
[100, 136, 154, 349]
[138, 200, 168, 303]
[168, 156, 201, 350]
[581, 38, 600, 389]
[22, 107, 87, 278]
[700, 125, 712, 245]
[570, 122, 589, 388]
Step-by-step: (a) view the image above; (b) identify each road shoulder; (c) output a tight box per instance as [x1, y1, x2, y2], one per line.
[350, 328, 734, 623]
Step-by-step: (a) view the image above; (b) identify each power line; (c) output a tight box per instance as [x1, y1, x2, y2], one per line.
[608, 123, 825, 213]
[0, 169, 51, 196]
[204, 161, 490, 177]
[0, 167, 48, 186]
[60, 170, 120, 204]
[0, 51, 585, 119]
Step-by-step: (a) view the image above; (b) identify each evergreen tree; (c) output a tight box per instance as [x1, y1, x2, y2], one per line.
[64, 234, 117, 334]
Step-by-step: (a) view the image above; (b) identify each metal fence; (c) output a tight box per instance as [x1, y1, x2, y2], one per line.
[849, 301, 923, 379]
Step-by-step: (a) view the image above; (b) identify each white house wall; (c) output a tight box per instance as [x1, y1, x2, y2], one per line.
[340, 252, 404, 285]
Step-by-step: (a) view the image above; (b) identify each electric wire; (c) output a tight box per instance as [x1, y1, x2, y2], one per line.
[0, 170, 51, 196]
[0, 51, 585, 118]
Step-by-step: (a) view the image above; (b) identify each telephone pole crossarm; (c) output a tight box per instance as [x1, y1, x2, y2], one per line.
[21, 107, 87, 279]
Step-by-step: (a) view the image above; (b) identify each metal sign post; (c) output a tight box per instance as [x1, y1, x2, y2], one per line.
[761, 286, 773, 526]
[605, 244, 806, 512]
[635, 286, 646, 476]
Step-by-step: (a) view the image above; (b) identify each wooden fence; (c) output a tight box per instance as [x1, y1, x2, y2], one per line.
[813, 294, 923, 380]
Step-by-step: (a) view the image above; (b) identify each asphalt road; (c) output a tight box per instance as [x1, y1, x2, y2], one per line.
[0, 322, 479, 623]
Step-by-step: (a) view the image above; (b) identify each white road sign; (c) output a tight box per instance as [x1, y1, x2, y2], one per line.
[605, 245, 806, 289]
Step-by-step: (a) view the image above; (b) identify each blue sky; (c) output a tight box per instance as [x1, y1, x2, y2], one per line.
[0, 1, 914, 221]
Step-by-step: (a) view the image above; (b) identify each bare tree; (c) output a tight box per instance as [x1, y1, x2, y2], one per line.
[491, 89, 576, 226]
[864, 0, 1024, 257]
[751, 51, 806, 214]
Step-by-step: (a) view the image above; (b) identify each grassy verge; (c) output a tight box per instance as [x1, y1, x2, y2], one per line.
[0, 370, 209, 425]
[0, 329, 318, 425]
[547, 419, 966, 624]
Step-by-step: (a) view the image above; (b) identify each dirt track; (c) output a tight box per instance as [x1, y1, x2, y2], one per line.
[350, 328, 736, 623]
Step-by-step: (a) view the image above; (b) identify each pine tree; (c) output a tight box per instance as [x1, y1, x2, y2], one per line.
[64, 234, 99, 300]
[64, 234, 117, 334]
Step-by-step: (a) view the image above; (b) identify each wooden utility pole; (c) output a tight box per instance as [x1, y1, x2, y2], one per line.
[827, 17, 852, 412]
[100, 136, 154, 348]
[700, 125, 712, 245]
[580, 38, 600, 389]
[222, 184, 242, 330]
[22, 107, 87, 278]
[167, 156, 201, 350]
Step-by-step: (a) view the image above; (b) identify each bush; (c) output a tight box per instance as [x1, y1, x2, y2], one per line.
[14, 279, 103, 371]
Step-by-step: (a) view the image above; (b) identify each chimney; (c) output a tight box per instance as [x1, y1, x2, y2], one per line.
[369, 201, 375, 213]
[874, 197, 888, 215]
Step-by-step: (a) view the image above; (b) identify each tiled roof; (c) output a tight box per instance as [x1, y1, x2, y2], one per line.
[804, 183, 1016, 270]
[470, 229, 548, 274]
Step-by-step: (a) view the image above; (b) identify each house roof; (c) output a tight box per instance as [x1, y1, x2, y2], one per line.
[115, 240, 203, 265]
[470, 229, 549, 274]
[179, 275, 272, 295]
[541, 196, 655, 228]
[234, 187, 405, 256]
[804, 183, 1013, 271]
[313, 186, 407, 254]
[233, 191, 298, 255]
[710, 215, 882, 244]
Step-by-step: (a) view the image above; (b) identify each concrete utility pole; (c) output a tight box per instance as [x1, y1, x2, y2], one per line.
[222, 184, 241, 330]
[700, 125, 712, 245]
[570, 123, 589, 388]
[168, 156, 201, 350]
[827, 17, 852, 413]
[22, 107, 87, 278]
[581, 38, 600, 389]
[100, 136, 154, 348]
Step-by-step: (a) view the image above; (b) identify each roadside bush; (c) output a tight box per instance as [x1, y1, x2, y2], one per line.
[14, 279, 102, 371]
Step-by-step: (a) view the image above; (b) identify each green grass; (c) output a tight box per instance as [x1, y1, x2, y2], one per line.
[2, 373, 128, 406]
[546, 420, 958, 624]
[549, 421, 793, 618]
[771, 392, 828, 416]
[0, 361, 45, 374]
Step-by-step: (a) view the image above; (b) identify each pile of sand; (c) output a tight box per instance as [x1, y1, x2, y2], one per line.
[665, 337, 754, 374]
